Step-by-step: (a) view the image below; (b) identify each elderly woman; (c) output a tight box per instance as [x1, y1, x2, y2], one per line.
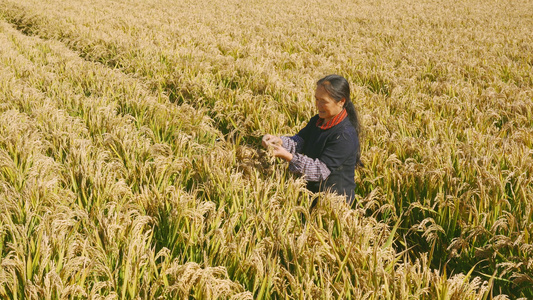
[262, 74, 362, 205]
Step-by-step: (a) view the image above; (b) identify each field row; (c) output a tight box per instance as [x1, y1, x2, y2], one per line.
[0, 17, 478, 299]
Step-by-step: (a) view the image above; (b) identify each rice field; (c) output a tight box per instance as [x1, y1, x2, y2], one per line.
[0, 0, 532, 298]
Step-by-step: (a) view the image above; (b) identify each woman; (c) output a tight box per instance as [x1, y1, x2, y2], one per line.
[262, 74, 361, 205]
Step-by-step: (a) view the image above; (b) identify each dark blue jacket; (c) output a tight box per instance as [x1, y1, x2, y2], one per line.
[297, 115, 360, 204]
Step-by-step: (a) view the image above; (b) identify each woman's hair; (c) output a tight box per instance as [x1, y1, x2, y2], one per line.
[316, 74, 361, 136]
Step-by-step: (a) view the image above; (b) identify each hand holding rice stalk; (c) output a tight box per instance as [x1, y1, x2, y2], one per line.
[261, 134, 282, 148]
[262, 134, 293, 162]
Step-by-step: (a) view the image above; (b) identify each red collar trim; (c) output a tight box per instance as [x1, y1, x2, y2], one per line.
[316, 108, 347, 130]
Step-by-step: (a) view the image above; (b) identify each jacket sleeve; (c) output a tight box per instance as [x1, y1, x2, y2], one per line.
[281, 135, 304, 154]
[288, 153, 331, 181]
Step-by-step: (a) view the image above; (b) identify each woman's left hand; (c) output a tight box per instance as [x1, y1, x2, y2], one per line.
[271, 144, 293, 162]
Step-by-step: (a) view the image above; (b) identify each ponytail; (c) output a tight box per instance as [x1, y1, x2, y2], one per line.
[344, 100, 360, 137]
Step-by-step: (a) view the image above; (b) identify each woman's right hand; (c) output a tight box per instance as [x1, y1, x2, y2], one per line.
[262, 134, 282, 148]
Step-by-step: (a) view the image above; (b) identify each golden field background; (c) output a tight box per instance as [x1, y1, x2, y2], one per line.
[0, 0, 532, 298]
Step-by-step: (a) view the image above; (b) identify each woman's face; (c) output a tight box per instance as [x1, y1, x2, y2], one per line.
[315, 85, 345, 122]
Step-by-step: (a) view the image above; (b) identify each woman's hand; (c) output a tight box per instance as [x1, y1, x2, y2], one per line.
[271, 144, 293, 162]
[262, 134, 282, 148]
[262, 134, 292, 162]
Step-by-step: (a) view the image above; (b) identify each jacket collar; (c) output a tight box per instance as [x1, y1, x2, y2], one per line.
[316, 108, 347, 130]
